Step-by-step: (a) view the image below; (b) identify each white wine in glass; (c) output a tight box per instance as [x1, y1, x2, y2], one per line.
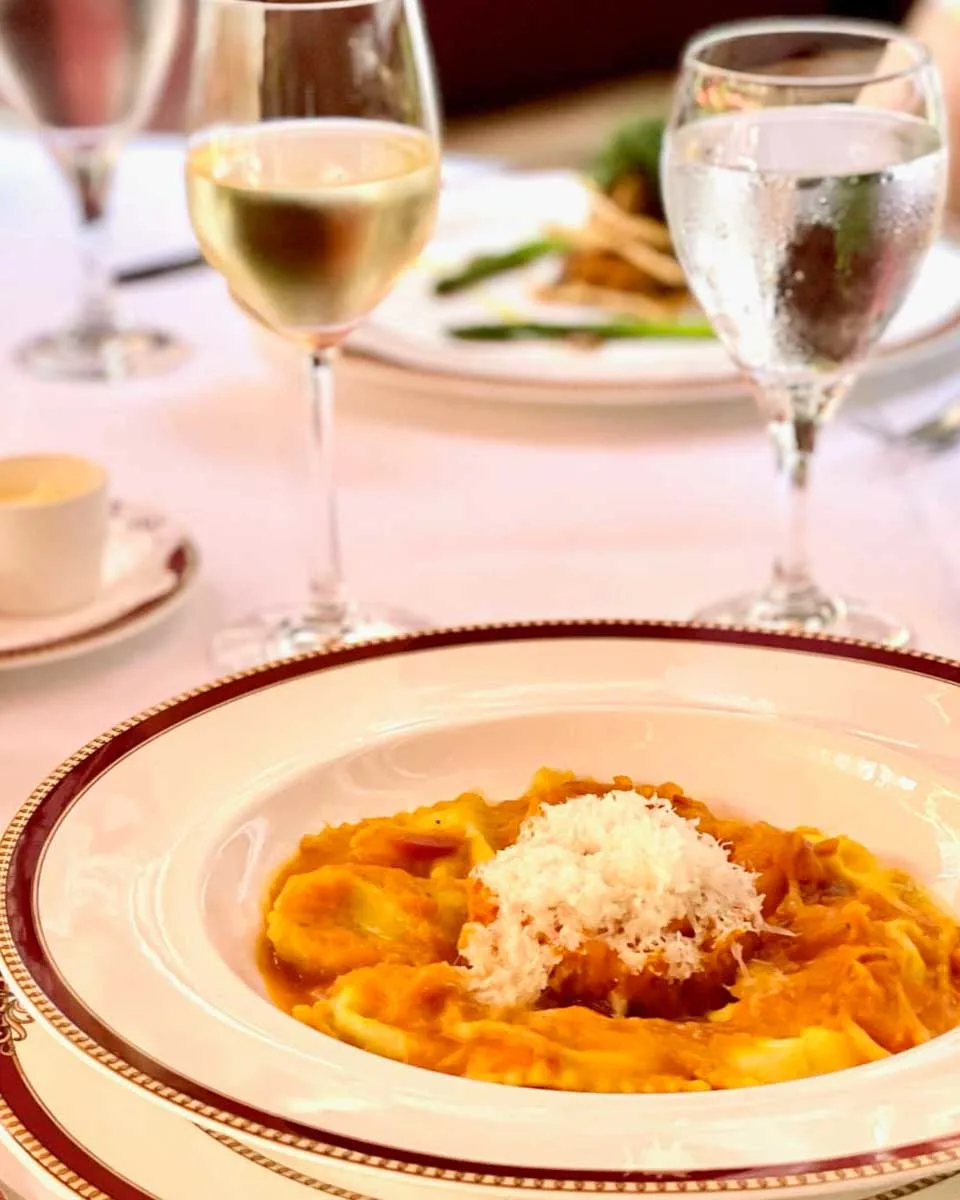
[186, 0, 441, 669]
[0, 0, 188, 381]
[662, 19, 947, 646]
[187, 119, 438, 341]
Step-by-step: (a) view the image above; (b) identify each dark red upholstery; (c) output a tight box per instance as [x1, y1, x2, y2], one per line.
[153, 0, 916, 129]
[424, 0, 825, 115]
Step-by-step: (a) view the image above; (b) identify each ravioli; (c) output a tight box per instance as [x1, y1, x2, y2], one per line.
[267, 864, 466, 977]
[259, 770, 960, 1092]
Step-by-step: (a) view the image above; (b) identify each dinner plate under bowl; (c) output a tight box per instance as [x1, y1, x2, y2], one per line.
[0, 1004, 334, 1200]
[2, 622, 960, 1200]
[1, 998, 958, 1200]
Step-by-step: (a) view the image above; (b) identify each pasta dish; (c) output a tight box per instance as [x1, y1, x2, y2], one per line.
[259, 770, 960, 1092]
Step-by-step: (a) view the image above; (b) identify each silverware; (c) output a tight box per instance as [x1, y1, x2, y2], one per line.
[897, 401, 960, 450]
[852, 401, 960, 452]
[114, 252, 206, 286]
[111, 156, 503, 288]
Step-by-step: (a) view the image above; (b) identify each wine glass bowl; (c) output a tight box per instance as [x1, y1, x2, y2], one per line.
[662, 19, 947, 646]
[0, 0, 189, 381]
[185, 0, 441, 670]
[186, 119, 438, 347]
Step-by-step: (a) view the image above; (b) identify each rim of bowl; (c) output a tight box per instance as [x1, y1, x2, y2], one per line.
[2, 619, 960, 1192]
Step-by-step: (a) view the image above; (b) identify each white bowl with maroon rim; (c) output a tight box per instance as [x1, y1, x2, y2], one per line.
[1, 621, 960, 1200]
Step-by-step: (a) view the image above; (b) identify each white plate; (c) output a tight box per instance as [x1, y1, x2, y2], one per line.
[3, 622, 960, 1198]
[0, 501, 199, 671]
[1, 989, 958, 1200]
[0, 986, 373, 1200]
[347, 172, 960, 396]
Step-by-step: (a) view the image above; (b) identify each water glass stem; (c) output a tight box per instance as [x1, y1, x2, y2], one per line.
[769, 415, 816, 600]
[304, 348, 348, 626]
[59, 139, 119, 337]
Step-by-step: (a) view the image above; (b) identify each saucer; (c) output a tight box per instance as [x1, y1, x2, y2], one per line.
[0, 501, 199, 670]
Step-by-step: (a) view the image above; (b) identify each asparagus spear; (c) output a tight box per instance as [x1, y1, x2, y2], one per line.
[434, 238, 567, 295]
[449, 318, 714, 342]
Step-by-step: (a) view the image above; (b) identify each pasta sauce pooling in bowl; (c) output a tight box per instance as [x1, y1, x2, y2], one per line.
[258, 770, 960, 1092]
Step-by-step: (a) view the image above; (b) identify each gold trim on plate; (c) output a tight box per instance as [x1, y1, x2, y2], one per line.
[874, 1178, 960, 1200]
[205, 1127, 960, 1200]
[203, 1128, 377, 1200]
[0, 983, 31, 1058]
[0, 1093, 111, 1200]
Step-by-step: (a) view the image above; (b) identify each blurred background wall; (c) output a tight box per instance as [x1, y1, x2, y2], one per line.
[139, 0, 918, 166]
[151, 0, 912, 124]
[4, 0, 943, 175]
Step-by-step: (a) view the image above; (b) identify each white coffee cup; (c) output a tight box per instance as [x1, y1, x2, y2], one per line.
[0, 455, 109, 617]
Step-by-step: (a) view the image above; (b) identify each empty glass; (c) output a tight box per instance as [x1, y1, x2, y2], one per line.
[0, 0, 188, 381]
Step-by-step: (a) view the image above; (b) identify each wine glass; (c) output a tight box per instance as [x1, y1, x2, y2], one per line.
[662, 18, 947, 647]
[186, 0, 440, 670]
[0, 0, 188, 381]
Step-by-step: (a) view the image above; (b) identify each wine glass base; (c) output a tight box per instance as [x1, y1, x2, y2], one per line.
[15, 326, 189, 382]
[211, 602, 431, 673]
[692, 592, 911, 649]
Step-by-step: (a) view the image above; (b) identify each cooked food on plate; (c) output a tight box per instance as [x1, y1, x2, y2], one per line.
[435, 119, 714, 345]
[259, 769, 960, 1093]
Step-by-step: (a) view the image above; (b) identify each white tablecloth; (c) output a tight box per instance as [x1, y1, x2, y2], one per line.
[1, 128, 960, 1194]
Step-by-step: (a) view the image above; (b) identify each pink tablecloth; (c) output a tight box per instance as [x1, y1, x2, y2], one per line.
[1, 127, 960, 1195]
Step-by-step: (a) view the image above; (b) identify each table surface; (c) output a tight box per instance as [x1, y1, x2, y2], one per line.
[2, 129, 960, 1195]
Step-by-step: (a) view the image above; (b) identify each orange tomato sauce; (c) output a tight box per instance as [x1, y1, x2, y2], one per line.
[257, 770, 960, 1092]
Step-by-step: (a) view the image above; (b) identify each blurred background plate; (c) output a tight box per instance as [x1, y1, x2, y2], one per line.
[343, 171, 960, 396]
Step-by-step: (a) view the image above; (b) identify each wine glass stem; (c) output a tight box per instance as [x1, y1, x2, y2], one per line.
[304, 348, 348, 625]
[61, 141, 118, 336]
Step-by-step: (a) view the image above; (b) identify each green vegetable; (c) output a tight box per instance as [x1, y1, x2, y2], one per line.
[434, 117, 671, 299]
[832, 175, 875, 276]
[434, 238, 567, 295]
[591, 115, 667, 211]
[448, 318, 714, 342]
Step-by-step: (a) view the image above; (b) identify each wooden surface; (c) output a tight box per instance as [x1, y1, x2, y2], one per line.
[444, 73, 673, 169]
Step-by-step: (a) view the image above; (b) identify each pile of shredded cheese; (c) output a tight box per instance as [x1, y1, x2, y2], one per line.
[459, 789, 765, 1008]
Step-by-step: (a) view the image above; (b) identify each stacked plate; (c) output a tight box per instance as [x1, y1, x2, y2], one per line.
[1, 621, 960, 1200]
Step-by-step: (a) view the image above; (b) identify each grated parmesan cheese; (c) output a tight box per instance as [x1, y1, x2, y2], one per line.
[459, 789, 765, 1009]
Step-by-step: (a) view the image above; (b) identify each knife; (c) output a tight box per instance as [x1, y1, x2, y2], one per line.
[114, 251, 206, 285]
